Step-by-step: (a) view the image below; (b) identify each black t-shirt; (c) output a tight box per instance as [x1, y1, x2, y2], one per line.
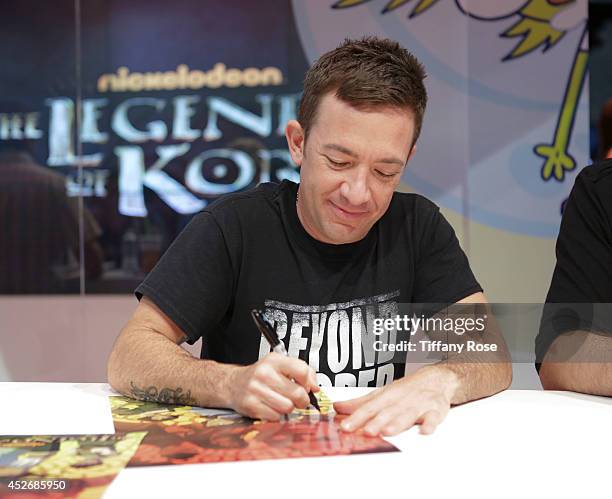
[536, 160, 612, 365]
[136, 180, 482, 387]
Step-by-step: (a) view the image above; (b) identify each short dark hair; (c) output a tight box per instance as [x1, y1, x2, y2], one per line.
[298, 36, 428, 146]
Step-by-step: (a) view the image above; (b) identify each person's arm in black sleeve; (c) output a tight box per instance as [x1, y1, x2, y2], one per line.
[538, 164, 612, 394]
[107, 212, 318, 419]
[334, 198, 511, 437]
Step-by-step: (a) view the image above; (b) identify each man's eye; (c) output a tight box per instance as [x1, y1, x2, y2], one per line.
[376, 170, 396, 178]
[328, 158, 349, 167]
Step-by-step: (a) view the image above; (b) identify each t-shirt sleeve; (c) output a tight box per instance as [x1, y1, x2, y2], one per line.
[135, 211, 235, 345]
[411, 198, 482, 304]
[535, 167, 612, 365]
[544, 171, 612, 303]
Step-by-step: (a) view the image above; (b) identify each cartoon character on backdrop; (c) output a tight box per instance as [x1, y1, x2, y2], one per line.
[293, 0, 589, 236]
[334, 0, 588, 183]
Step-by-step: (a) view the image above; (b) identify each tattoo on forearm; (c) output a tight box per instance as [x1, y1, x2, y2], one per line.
[129, 381, 195, 405]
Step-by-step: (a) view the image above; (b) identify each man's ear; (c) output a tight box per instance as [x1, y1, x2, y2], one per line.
[285, 120, 305, 167]
[407, 144, 417, 164]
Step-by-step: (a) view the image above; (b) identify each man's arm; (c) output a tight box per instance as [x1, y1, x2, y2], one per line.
[428, 292, 512, 405]
[539, 330, 612, 395]
[107, 296, 318, 420]
[334, 292, 512, 436]
[535, 163, 612, 393]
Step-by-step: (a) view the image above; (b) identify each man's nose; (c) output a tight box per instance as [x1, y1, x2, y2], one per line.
[340, 168, 371, 207]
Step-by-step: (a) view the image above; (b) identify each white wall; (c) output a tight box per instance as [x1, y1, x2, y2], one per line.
[0, 296, 200, 382]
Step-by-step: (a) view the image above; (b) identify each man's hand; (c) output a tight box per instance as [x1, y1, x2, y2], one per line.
[334, 366, 459, 436]
[227, 352, 319, 421]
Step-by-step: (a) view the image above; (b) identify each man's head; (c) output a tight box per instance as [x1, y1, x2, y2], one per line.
[285, 36, 427, 245]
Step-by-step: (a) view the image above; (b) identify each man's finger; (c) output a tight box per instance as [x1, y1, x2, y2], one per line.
[419, 410, 445, 435]
[381, 409, 421, 436]
[251, 379, 294, 413]
[309, 370, 320, 392]
[275, 356, 315, 389]
[363, 408, 403, 436]
[266, 372, 310, 409]
[333, 390, 378, 415]
[241, 393, 284, 421]
[252, 399, 284, 421]
[339, 397, 386, 432]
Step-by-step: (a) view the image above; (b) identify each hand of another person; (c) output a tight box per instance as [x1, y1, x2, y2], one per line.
[227, 352, 319, 420]
[333, 366, 457, 436]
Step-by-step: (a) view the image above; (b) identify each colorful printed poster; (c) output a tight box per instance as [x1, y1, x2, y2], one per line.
[110, 394, 398, 466]
[0, 432, 145, 498]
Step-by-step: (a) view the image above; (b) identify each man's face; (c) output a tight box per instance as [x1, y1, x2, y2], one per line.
[286, 92, 416, 244]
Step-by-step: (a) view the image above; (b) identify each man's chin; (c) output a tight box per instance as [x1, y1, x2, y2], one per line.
[323, 223, 369, 245]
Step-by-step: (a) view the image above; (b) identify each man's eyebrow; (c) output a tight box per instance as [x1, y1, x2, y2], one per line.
[322, 143, 405, 167]
[322, 143, 357, 157]
[376, 157, 405, 167]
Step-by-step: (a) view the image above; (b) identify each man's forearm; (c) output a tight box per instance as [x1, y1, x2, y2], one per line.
[540, 330, 612, 396]
[430, 361, 512, 406]
[421, 305, 513, 404]
[439, 327, 513, 404]
[107, 327, 240, 408]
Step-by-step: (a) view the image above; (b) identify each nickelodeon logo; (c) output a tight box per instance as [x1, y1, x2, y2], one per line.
[97, 63, 284, 92]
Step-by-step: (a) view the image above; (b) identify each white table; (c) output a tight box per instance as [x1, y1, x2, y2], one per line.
[1, 383, 610, 498]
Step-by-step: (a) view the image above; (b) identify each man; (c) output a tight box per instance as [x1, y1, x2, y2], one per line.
[0, 138, 103, 293]
[537, 159, 612, 393]
[108, 37, 511, 435]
